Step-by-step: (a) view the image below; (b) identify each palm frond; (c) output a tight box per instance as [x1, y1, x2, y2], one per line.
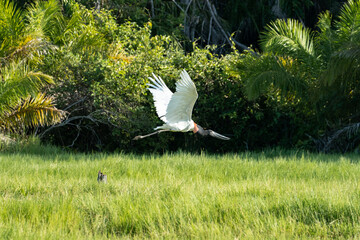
[25, 0, 63, 40]
[1, 0, 60, 65]
[0, 93, 66, 132]
[242, 54, 308, 100]
[58, 1, 105, 53]
[261, 19, 316, 61]
[335, 0, 360, 43]
[315, 11, 335, 64]
[320, 1, 360, 86]
[2, 36, 57, 66]
[313, 122, 360, 153]
[0, 0, 25, 57]
[0, 61, 54, 111]
[0, 0, 24, 39]
[322, 43, 360, 85]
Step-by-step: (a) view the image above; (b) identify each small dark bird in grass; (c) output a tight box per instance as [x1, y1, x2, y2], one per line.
[97, 170, 107, 183]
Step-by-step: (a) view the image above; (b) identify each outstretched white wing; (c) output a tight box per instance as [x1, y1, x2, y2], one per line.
[165, 70, 198, 124]
[147, 73, 173, 122]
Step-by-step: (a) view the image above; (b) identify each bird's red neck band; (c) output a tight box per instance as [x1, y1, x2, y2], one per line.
[193, 122, 199, 133]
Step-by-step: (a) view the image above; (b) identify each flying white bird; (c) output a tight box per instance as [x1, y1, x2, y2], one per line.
[133, 70, 230, 140]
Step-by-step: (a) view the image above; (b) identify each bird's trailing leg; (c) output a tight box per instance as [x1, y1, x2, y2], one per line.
[132, 130, 169, 140]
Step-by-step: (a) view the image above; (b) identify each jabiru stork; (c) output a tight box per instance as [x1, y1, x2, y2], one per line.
[133, 70, 230, 141]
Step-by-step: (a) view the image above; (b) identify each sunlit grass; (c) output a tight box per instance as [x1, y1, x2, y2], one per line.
[1, 147, 360, 239]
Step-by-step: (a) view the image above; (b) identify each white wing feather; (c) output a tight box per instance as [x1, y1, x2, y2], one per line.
[165, 70, 198, 124]
[147, 73, 173, 122]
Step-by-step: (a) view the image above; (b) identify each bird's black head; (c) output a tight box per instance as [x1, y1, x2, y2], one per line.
[194, 124, 208, 137]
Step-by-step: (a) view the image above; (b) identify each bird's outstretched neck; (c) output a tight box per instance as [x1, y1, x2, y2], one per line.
[193, 122, 199, 133]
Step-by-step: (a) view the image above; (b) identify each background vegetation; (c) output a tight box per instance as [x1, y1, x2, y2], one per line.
[1, 0, 359, 153]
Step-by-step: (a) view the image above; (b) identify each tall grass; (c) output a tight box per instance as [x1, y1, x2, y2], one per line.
[1, 146, 360, 239]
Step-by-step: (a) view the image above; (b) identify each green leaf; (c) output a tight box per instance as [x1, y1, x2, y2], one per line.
[261, 19, 315, 61]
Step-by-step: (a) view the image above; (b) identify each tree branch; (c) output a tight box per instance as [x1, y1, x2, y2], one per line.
[208, 17, 213, 44]
[183, 0, 193, 37]
[204, 0, 250, 51]
[38, 115, 98, 138]
[172, 0, 185, 12]
[63, 97, 87, 111]
[150, 0, 155, 17]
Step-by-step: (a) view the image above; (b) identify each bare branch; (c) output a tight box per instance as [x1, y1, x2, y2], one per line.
[67, 124, 81, 148]
[185, 0, 193, 14]
[38, 115, 98, 138]
[149, 0, 155, 17]
[204, 0, 250, 51]
[63, 97, 87, 111]
[183, 0, 193, 35]
[95, 0, 101, 12]
[208, 17, 213, 45]
[172, 0, 185, 12]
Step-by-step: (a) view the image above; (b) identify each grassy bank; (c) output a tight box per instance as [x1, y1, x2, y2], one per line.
[1, 148, 360, 239]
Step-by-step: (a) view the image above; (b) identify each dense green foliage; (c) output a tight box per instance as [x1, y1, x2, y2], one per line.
[1, 148, 360, 238]
[1, 0, 359, 152]
[22, 0, 287, 152]
[63, 0, 346, 50]
[231, 0, 360, 152]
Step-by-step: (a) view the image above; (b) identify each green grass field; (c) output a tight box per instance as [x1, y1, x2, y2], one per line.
[1, 146, 360, 239]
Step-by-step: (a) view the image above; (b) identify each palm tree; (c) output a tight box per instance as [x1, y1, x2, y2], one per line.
[321, 0, 360, 86]
[241, 18, 321, 100]
[0, 0, 65, 133]
[241, 0, 359, 104]
[236, 0, 360, 151]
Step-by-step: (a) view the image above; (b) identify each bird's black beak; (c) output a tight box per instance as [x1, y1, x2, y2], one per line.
[195, 124, 230, 140]
[209, 131, 231, 140]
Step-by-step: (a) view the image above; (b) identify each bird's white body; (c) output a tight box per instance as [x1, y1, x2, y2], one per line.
[148, 70, 198, 133]
[154, 120, 195, 132]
